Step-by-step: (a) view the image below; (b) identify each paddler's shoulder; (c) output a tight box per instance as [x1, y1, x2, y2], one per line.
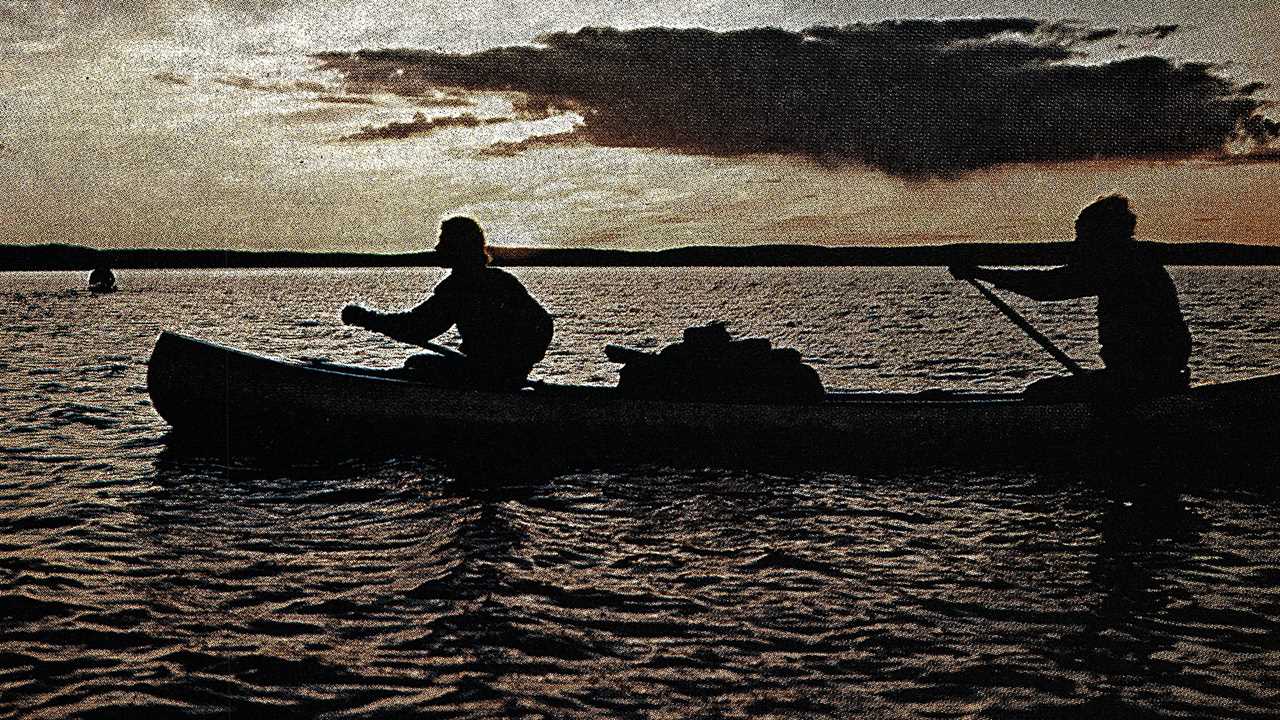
[480, 266, 530, 292]
[433, 266, 522, 294]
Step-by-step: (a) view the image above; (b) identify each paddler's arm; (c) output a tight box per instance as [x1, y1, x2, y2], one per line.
[951, 264, 1095, 301]
[341, 294, 456, 348]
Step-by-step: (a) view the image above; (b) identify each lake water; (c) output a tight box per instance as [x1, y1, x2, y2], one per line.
[2, 267, 1278, 718]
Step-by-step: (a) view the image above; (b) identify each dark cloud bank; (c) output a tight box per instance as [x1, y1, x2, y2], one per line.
[313, 19, 1278, 177]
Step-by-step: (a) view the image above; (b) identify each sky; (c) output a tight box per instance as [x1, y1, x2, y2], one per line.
[1, 1, 1277, 251]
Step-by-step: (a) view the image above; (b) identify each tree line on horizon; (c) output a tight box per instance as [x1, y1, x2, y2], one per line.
[2, 241, 1280, 271]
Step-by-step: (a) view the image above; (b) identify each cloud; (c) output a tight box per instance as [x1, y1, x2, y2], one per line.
[152, 71, 190, 86]
[340, 111, 504, 141]
[315, 94, 377, 105]
[215, 75, 327, 93]
[1203, 147, 1280, 166]
[412, 92, 475, 109]
[1038, 20, 1179, 45]
[1135, 24, 1179, 39]
[314, 20, 1279, 177]
[1237, 112, 1280, 142]
[476, 130, 585, 157]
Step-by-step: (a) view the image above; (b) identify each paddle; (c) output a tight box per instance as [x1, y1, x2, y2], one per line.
[419, 340, 467, 362]
[341, 299, 467, 362]
[964, 278, 1085, 376]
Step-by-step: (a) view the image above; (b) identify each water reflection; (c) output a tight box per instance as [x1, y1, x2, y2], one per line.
[1067, 488, 1201, 663]
[5, 268, 1280, 718]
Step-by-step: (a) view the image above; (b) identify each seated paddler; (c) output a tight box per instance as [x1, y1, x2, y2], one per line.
[341, 216, 553, 390]
[949, 194, 1192, 399]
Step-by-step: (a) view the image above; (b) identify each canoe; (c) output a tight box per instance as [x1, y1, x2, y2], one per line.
[147, 331, 1280, 473]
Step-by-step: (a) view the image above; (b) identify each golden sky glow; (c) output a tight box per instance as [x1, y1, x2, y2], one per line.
[0, 1, 1277, 252]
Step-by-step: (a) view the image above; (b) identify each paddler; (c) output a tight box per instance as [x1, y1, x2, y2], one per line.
[949, 194, 1192, 399]
[341, 216, 553, 390]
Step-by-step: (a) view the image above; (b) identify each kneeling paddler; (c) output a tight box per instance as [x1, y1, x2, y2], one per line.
[950, 194, 1191, 400]
[342, 216, 553, 391]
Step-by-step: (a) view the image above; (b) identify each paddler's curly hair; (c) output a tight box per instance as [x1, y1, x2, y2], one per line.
[1075, 194, 1137, 243]
[438, 216, 492, 266]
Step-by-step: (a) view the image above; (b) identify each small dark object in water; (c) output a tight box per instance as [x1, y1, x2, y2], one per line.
[88, 267, 117, 293]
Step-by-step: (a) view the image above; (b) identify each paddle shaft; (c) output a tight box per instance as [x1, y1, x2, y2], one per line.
[420, 340, 466, 361]
[966, 278, 1085, 376]
[301, 338, 464, 369]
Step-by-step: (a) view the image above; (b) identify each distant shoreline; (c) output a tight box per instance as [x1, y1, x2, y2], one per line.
[3, 241, 1280, 270]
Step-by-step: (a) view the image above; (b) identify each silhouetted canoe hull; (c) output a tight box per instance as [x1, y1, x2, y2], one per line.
[147, 332, 1279, 473]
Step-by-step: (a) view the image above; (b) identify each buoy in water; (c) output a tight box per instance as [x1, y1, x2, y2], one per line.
[88, 267, 117, 293]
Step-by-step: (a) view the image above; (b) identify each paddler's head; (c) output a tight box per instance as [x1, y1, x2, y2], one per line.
[436, 216, 491, 269]
[1072, 194, 1136, 264]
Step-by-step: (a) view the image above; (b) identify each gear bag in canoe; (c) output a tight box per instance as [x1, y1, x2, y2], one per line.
[606, 322, 825, 404]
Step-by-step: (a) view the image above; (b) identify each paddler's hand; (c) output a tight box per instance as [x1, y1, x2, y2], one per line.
[948, 264, 978, 281]
[341, 304, 372, 326]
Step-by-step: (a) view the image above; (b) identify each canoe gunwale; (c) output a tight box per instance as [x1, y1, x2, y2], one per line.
[150, 331, 1046, 408]
[147, 330, 1280, 409]
[144, 331, 1280, 473]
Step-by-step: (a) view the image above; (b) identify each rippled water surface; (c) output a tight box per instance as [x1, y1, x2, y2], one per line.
[2, 267, 1279, 718]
